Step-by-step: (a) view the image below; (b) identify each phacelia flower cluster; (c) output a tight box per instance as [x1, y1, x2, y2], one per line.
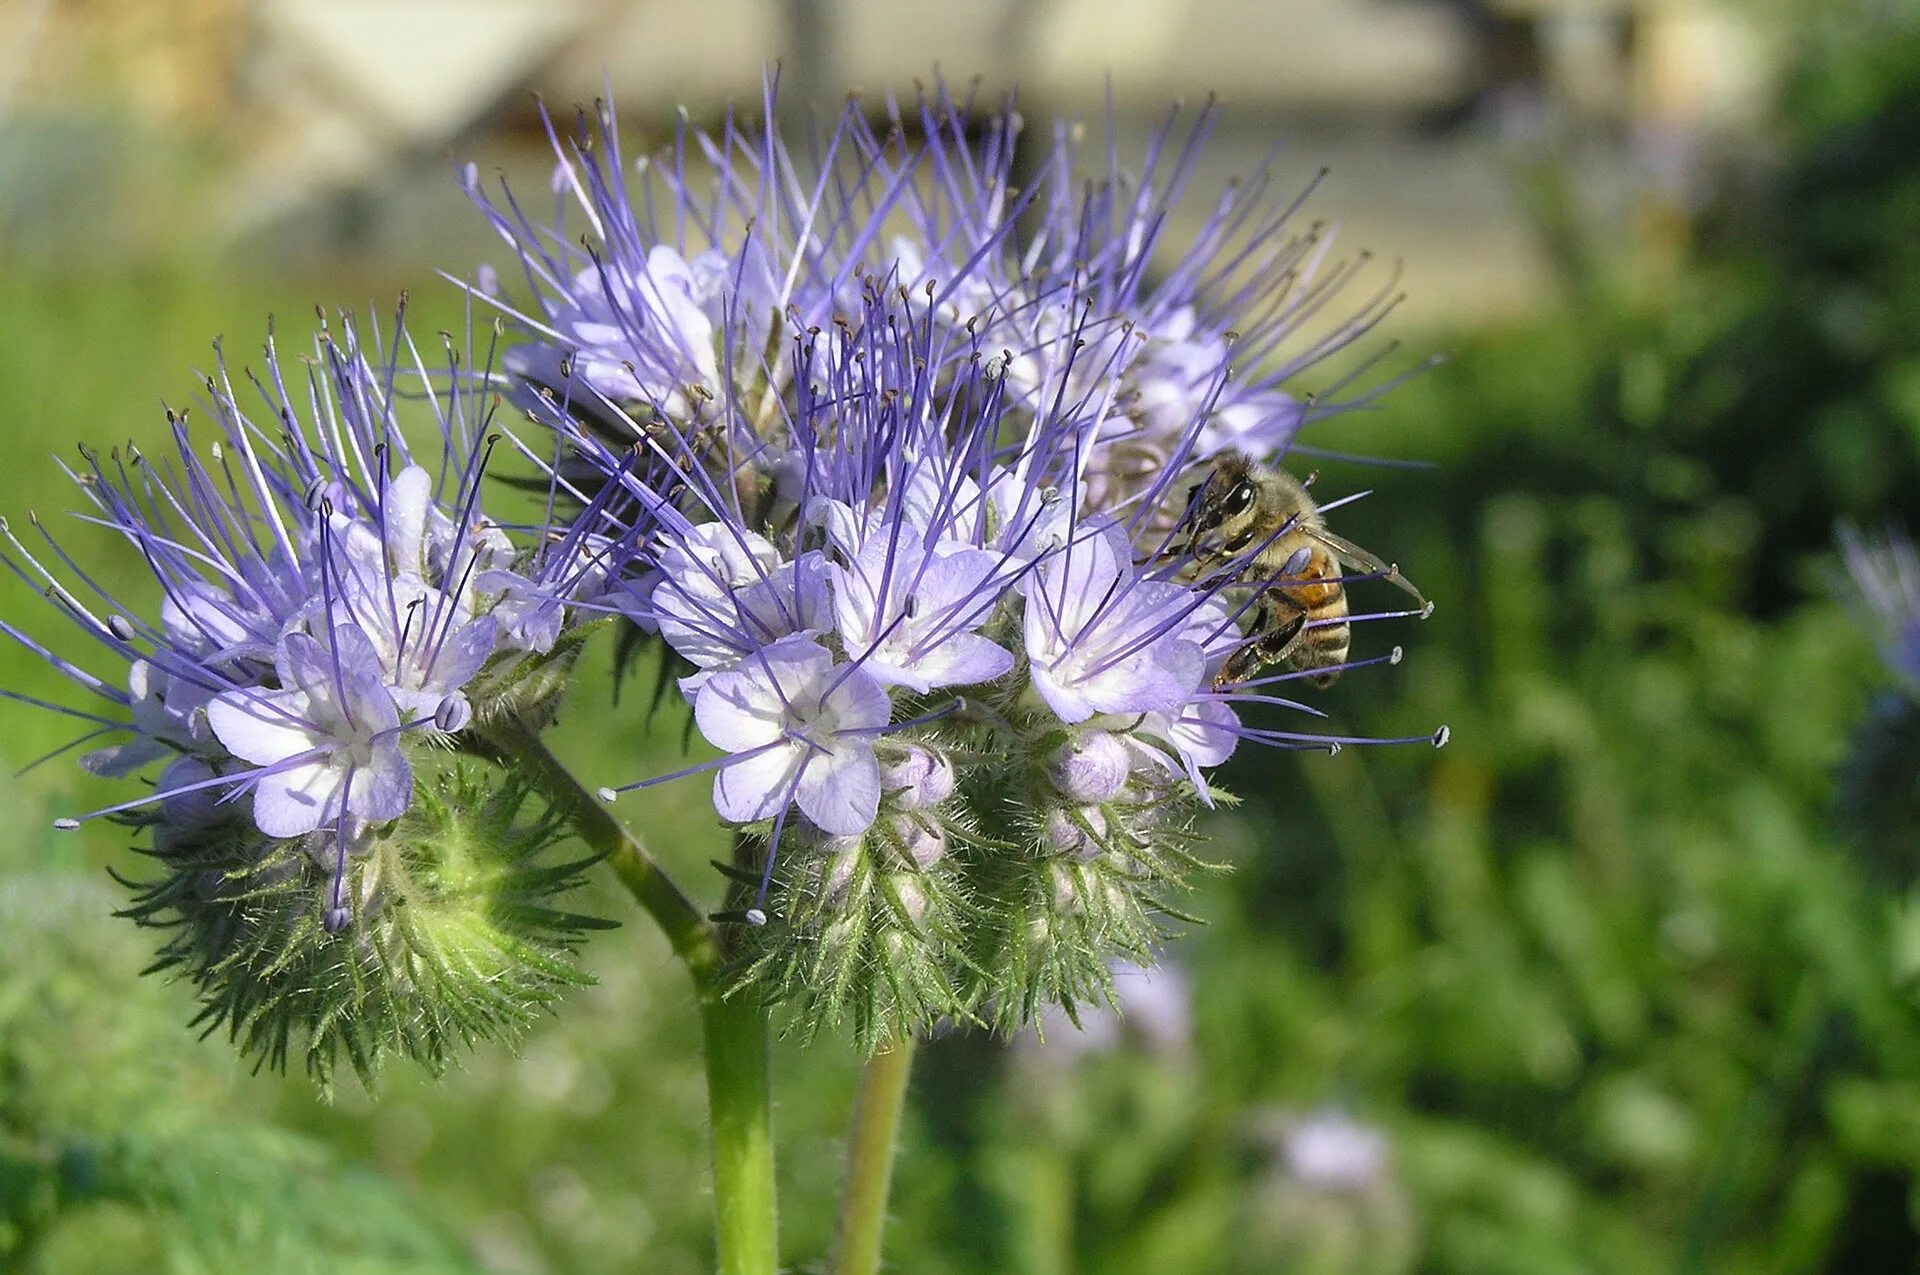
[2, 77, 1443, 1073]
[2, 314, 610, 1083]
[470, 83, 1443, 1044]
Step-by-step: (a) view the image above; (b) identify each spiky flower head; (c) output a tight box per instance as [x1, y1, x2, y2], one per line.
[468, 79, 1445, 1049]
[3, 311, 612, 1082]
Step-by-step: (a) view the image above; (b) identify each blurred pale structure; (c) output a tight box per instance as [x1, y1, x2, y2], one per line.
[4, 0, 1773, 323]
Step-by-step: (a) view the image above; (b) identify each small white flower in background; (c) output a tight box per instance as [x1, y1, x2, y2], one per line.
[1277, 1109, 1392, 1193]
[1024, 958, 1194, 1063]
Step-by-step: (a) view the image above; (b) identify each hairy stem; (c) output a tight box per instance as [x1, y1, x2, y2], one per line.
[477, 717, 717, 973]
[480, 717, 777, 1272]
[829, 1035, 918, 1275]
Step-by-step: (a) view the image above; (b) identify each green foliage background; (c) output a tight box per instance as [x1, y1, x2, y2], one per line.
[4, 14, 1920, 1273]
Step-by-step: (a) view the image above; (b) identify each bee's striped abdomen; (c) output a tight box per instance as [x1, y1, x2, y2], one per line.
[1280, 559, 1350, 685]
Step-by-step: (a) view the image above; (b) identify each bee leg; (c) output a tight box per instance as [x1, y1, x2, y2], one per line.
[1212, 598, 1307, 687]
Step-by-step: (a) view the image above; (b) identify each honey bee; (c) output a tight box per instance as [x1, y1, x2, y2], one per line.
[1176, 451, 1425, 688]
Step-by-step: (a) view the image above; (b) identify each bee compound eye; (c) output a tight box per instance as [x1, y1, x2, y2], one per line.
[1226, 482, 1256, 515]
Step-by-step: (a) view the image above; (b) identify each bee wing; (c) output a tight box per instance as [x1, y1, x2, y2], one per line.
[1307, 528, 1427, 604]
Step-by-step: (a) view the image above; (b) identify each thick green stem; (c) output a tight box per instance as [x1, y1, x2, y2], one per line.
[829, 1036, 917, 1275]
[702, 988, 779, 1275]
[481, 718, 776, 1273]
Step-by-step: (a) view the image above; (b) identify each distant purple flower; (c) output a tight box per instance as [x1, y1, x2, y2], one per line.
[1280, 1110, 1391, 1193]
[1026, 957, 1194, 1062]
[1841, 523, 1920, 688]
[694, 635, 892, 835]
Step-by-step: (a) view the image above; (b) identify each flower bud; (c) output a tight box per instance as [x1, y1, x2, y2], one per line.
[889, 876, 931, 925]
[1050, 861, 1087, 915]
[1047, 731, 1133, 803]
[821, 835, 864, 905]
[156, 757, 228, 836]
[890, 814, 946, 869]
[880, 745, 955, 810]
[1043, 806, 1108, 860]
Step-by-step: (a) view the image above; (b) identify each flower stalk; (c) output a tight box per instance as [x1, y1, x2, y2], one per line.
[477, 718, 776, 1272]
[475, 717, 714, 972]
[702, 988, 780, 1275]
[829, 1035, 918, 1275]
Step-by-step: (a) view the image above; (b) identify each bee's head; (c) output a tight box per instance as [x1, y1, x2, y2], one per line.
[1183, 452, 1262, 546]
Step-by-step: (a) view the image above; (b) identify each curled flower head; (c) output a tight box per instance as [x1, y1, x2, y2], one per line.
[2, 312, 609, 1079]
[465, 82, 1421, 517]
[472, 78, 1445, 1045]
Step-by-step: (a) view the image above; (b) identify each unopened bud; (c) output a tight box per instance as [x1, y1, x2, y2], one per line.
[891, 814, 946, 869]
[1046, 731, 1132, 803]
[890, 877, 931, 925]
[113, 759, 605, 1088]
[1050, 862, 1086, 915]
[1043, 806, 1108, 860]
[158, 757, 226, 834]
[822, 836, 863, 904]
[880, 745, 955, 810]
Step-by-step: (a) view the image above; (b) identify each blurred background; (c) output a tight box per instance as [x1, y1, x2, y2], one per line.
[5, 0, 1920, 1271]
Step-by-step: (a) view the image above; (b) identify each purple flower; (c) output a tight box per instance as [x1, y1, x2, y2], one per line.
[1279, 1110, 1391, 1192]
[694, 636, 892, 835]
[479, 78, 1446, 992]
[651, 524, 833, 688]
[1022, 523, 1203, 723]
[828, 536, 1013, 693]
[503, 247, 732, 412]
[1841, 523, 1920, 688]
[5, 313, 596, 934]
[463, 84, 1413, 515]
[207, 628, 412, 838]
[81, 659, 212, 777]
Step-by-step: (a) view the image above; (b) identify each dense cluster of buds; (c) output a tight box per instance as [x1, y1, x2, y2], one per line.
[4, 79, 1441, 1072]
